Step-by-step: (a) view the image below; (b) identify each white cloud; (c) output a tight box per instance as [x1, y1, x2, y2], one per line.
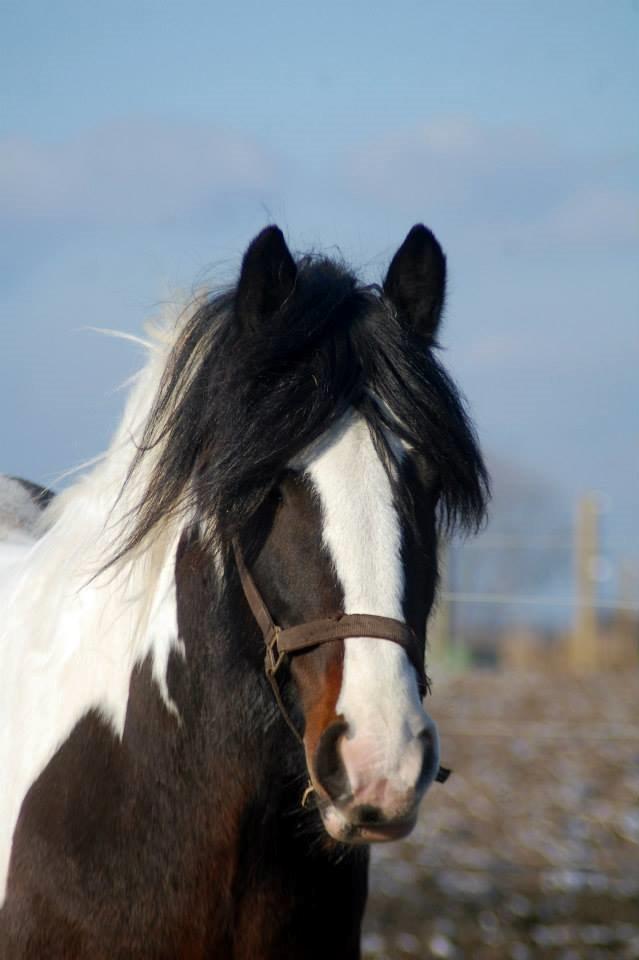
[0, 120, 275, 225]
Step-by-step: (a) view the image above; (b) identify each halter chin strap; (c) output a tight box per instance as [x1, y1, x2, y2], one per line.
[232, 539, 450, 784]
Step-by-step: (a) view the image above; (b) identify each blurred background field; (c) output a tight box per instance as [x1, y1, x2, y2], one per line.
[363, 669, 639, 960]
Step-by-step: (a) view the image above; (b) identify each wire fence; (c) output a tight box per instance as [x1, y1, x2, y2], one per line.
[429, 494, 639, 672]
[442, 591, 639, 612]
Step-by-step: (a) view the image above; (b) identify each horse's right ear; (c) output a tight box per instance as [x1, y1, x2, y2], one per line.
[383, 224, 446, 342]
[235, 226, 297, 328]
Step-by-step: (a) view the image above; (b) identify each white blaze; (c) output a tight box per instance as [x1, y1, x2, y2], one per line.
[305, 411, 431, 795]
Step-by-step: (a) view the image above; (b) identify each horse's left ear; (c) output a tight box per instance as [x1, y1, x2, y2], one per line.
[235, 225, 297, 328]
[383, 224, 446, 342]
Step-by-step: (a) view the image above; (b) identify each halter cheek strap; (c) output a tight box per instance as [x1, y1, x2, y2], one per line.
[232, 540, 450, 785]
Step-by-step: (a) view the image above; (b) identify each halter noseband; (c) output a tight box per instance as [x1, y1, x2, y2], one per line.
[233, 540, 450, 784]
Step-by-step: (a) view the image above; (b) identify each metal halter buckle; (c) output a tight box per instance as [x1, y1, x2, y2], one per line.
[264, 626, 285, 675]
[301, 782, 316, 809]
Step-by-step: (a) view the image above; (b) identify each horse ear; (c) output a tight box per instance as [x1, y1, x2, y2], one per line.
[383, 224, 446, 341]
[235, 225, 297, 327]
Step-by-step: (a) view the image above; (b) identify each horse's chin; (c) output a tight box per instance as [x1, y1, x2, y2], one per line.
[320, 805, 418, 845]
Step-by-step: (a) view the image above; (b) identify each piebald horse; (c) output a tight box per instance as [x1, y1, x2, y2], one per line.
[0, 225, 487, 958]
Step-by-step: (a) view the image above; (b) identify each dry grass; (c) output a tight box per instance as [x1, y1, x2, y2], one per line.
[363, 670, 639, 959]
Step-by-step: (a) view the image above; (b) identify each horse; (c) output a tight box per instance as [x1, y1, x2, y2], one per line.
[0, 224, 488, 958]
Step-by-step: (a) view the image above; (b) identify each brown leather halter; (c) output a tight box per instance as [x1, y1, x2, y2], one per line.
[233, 540, 450, 784]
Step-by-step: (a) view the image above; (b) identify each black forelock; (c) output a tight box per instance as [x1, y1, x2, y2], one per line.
[114, 255, 488, 562]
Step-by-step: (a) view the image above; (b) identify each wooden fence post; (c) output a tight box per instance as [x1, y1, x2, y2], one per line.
[569, 494, 600, 671]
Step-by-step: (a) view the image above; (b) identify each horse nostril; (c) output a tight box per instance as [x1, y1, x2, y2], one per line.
[417, 726, 439, 787]
[314, 717, 350, 802]
[353, 804, 384, 826]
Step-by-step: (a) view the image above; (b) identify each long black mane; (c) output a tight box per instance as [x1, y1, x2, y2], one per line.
[117, 254, 488, 561]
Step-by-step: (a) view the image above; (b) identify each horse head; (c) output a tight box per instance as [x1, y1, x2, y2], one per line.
[224, 226, 486, 843]
[115, 223, 487, 846]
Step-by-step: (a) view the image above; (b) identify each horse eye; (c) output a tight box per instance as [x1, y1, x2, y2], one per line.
[272, 485, 285, 505]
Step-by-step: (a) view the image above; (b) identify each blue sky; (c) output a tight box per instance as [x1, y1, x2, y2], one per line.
[1, 0, 638, 587]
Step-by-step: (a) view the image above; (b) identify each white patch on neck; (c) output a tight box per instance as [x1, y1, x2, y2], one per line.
[304, 411, 429, 781]
[0, 303, 207, 906]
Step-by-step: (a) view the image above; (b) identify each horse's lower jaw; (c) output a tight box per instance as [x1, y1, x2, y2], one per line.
[320, 806, 418, 845]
